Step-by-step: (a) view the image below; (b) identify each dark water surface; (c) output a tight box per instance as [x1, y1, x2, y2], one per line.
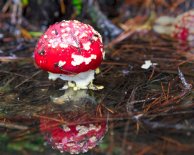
[1, 32, 194, 155]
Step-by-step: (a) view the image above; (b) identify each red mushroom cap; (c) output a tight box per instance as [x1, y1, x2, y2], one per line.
[40, 118, 107, 154]
[34, 20, 104, 75]
[171, 10, 194, 43]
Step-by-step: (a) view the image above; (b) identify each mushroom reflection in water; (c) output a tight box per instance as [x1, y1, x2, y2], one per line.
[51, 88, 96, 105]
[40, 116, 107, 154]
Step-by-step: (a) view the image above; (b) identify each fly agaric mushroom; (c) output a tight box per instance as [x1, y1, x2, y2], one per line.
[153, 10, 194, 44]
[171, 10, 194, 43]
[34, 20, 104, 90]
[40, 116, 107, 154]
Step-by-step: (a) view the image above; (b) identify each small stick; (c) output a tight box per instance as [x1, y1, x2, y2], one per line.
[15, 70, 42, 88]
[0, 122, 28, 130]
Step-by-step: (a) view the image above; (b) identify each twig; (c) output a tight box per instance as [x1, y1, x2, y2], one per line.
[0, 56, 33, 63]
[15, 70, 42, 88]
[0, 122, 28, 130]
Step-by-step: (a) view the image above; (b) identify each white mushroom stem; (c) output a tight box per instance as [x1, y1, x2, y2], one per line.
[153, 16, 175, 35]
[48, 70, 95, 90]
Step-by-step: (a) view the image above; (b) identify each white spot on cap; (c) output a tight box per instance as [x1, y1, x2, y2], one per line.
[52, 41, 58, 48]
[72, 41, 78, 47]
[89, 124, 101, 131]
[44, 35, 48, 39]
[58, 60, 66, 67]
[70, 149, 79, 154]
[62, 33, 68, 38]
[71, 54, 84, 66]
[73, 20, 80, 24]
[74, 25, 80, 29]
[59, 43, 68, 48]
[62, 124, 71, 132]
[66, 27, 71, 31]
[79, 33, 87, 38]
[61, 29, 65, 33]
[84, 54, 97, 64]
[71, 54, 97, 66]
[55, 143, 63, 149]
[75, 30, 79, 36]
[48, 38, 62, 48]
[61, 22, 65, 27]
[83, 42, 91, 50]
[66, 143, 75, 147]
[92, 35, 98, 41]
[89, 136, 97, 143]
[76, 125, 89, 136]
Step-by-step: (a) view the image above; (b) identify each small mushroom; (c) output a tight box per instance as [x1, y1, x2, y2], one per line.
[34, 20, 104, 90]
[153, 10, 194, 44]
[40, 116, 107, 154]
[171, 10, 194, 43]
